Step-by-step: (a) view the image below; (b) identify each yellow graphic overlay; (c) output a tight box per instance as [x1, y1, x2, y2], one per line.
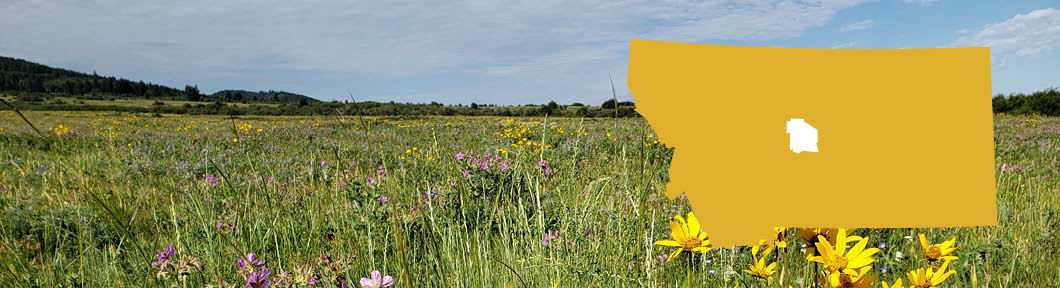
[628, 40, 996, 247]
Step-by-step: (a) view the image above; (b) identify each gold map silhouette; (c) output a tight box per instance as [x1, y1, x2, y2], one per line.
[627, 40, 997, 247]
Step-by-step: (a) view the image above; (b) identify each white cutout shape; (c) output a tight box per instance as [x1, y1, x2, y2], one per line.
[786, 118, 818, 153]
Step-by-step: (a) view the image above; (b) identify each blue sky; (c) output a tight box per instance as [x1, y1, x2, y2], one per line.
[2, 0, 1058, 105]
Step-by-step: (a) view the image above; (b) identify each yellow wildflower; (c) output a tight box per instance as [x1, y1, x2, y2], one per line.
[743, 240, 777, 280]
[654, 212, 712, 262]
[918, 234, 958, 262]
[906, 260, 956, 288]
[809, 229, 879, 284]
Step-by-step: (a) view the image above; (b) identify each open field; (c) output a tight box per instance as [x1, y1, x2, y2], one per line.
[0, 111, 1056, 287]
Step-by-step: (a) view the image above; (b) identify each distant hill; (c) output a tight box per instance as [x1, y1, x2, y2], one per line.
[0, 55, 317, 103]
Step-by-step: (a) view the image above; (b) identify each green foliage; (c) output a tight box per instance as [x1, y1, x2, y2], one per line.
[993, 88, 1060, 115]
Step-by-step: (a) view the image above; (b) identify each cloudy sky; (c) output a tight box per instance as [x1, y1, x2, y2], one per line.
[2, 0, 1058, 105]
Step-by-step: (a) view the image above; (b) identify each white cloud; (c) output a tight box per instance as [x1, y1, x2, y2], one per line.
[903, 0, 940, 6]
[830, 41, 858, 49]
[839, 19, 874, 32]
[952, 8, 1060, 64]
[0, 0, 871, 103]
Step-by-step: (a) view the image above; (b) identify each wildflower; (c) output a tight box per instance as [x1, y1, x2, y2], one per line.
[151, 244, 179, 271]
[499, 162, 509, 171]
[367, 177, 375, 185]
[541, 231, 560, 246]
[1, 186, 8, 191]
[918, 234, 958, 262]
[657, 254, 669, 263]
[798, 228, 862, 258]
[359, 270, 394, 288]
[905, 260, 956, 288]
[878, 242, 886, 249]
[237, 253, 265, 268]
[821, 267, 877, 288]
[376, 166, 388, 176]
[808, 228, 879, 283]
[377, 195, 388, 204]
[654, 211, 712, 262]
[245, 267, 272, 288]
[455, 152, 465, 160]
[1001, 164, 1024, 173]
[480, 160, 489, 170]
[461, 170, 470, 178]
[743, 240, 777, 281]
[881, 266, 889, 273]
[321, 160, 327, 167]
[203, 174, 220, 185]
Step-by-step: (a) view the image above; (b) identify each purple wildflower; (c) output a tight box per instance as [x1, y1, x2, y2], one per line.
[376, 166, 387, 177]
[537, 159, 547, 167]
[321, 160, 327, 167]
[541, 231, 560, 246]
[237, 253, 265, 268]
[0, 186, 7, 191]
[1001, 164, 1025, 173]
[377, 195, 389, 204]
[455, 152, 465, 160]
[499, 162, 508, 171]
[479, 160, 489, 170]
[151, 244, 178, 271]
[359, 270, 394, 288]
[367, 177, 375, 185]
[878, 242, 886, 249]
[267, 176, 274, 183]
[658, 254, 669, 263]
[244, 267, 272, 288]
[880, 266, 889, 273]
[461, 170, 470, 178]
[203, 174, 220, 185]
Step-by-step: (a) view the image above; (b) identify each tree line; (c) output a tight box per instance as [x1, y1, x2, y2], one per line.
[3, 94, 640, 117]
[992, 88, 1060, 116]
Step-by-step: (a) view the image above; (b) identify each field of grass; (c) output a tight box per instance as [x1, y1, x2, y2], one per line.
[0, 111, 1056, 287]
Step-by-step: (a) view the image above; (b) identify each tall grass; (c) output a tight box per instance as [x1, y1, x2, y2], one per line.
[0, 111, 1055, 287]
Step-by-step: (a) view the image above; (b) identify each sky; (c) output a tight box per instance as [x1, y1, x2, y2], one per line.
[2, 0, 1059, 105]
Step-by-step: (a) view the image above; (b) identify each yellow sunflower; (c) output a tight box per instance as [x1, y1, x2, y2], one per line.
[918, 234, 958, 262]
[808, 228, 879, 284]
[743, 240, 777, 280]
[798, 228, 862, 258]
[906, 259, 956, 288]
[820, 266, 877, 288]
[654, 211, 711, 262]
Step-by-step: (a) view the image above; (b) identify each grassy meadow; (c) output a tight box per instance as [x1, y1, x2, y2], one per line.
[0, 110, 1056, 287]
